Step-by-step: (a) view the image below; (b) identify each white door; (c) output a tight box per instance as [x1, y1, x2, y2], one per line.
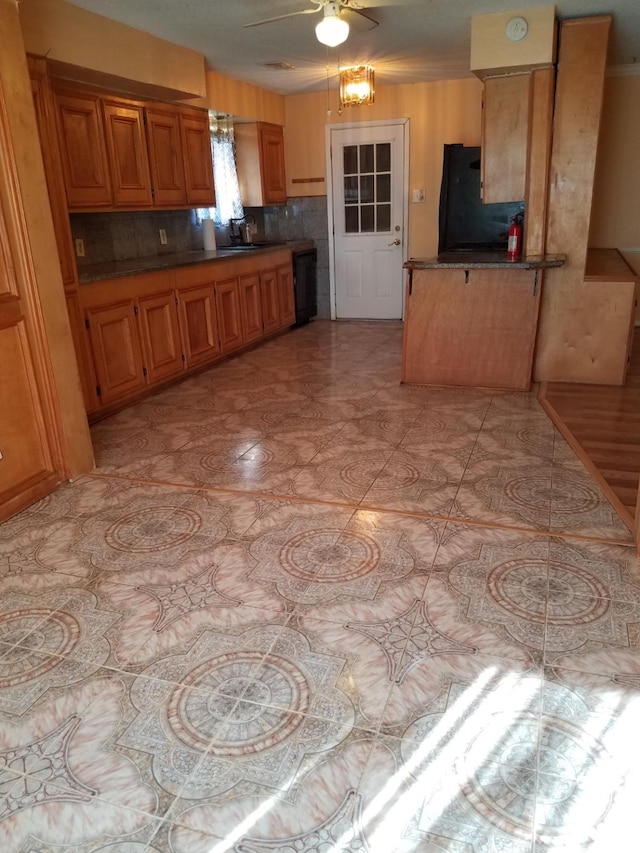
[329, 122, 407, 319]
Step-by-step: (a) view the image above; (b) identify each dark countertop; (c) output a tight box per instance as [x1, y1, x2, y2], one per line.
[78, 240, 314, 284]
[404, 252, 566, 271]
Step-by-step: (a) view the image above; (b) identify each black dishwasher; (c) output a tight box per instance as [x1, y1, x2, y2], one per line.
[292, 248, 317, 326]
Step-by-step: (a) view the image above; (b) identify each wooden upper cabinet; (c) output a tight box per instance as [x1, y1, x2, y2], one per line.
[179, 110, 216, 206]
[53, 85, 112, 208]
[145, 107, 187, 206]
[102, 98, 153, 207]
[259, 123, 287, 205]
[481, 74, 530, 204]
[236, 122, 287, 207]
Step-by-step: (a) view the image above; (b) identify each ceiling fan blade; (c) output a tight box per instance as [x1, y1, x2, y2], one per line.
[345, 7, 379, 30]
[244, 8, 321, 28]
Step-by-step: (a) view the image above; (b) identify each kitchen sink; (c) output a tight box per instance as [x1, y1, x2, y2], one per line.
[222, 241, 286, 251]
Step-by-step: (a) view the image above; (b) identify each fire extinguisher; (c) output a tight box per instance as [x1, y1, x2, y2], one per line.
[507, 213, 524, 262]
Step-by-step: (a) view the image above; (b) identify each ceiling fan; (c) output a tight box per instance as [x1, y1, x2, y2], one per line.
[244, 0, 379, 47]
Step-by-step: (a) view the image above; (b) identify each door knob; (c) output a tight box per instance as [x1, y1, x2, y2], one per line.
[388, 239, 401, 246]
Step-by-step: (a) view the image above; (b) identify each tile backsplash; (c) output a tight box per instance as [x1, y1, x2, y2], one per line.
[70, 210, 201, 267]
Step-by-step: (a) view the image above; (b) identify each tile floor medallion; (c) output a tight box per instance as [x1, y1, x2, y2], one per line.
[2, 320, 640, 852]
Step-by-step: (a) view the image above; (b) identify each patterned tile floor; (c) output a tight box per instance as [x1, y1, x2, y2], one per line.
[2, 320, 640, 852]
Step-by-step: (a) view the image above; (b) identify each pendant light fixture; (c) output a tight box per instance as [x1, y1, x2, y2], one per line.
[315, 1, 349, 47]
[339, 65, 375, 106]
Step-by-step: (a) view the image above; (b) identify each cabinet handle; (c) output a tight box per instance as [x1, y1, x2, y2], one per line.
[464, 270, 470, 284]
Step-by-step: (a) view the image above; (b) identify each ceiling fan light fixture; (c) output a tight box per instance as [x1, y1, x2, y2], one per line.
[315, 3, 349, 47]
[340, 64, 375, 106]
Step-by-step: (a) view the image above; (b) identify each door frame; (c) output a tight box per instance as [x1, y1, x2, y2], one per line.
[325, 118, 410, 321]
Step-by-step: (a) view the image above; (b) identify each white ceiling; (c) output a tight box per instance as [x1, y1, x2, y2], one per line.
[65, 0, 640, 95]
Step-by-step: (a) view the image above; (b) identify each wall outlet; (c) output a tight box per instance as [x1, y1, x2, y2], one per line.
[159, 229, 168, 245]
[75, 238, 85, 257]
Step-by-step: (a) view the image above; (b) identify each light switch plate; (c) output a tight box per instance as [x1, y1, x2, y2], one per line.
[412, 188, 425, 203]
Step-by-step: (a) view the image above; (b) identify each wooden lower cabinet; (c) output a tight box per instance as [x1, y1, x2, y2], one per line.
[77, 250, 297, 416]
[277, 263, 296, 327]
[239, 272, 263, 343]
[85, 301, 146, 405]
[65, 290, 100, 414]
[215, 277, 243, 353]
[177, 284, 220, 367]
[137, 291, 183, 383]
[260, 268, 280, 334]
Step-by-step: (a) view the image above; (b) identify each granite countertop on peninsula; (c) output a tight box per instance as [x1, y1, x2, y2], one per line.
[404, 252, 565, 271]
[78, 240, 314, 284]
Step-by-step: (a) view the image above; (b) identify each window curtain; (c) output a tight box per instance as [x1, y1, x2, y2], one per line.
[203, 113, 244, 226]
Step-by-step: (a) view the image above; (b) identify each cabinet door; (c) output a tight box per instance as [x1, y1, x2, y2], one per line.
[29, 63, 77, 286]
[259, 124, 286, 205]
[215, 277, 243, 352]
[481, 74, 529, 204]
[145, 108, 187, 206]
[260, 268, 280, 334]
[177, 284, 220, 367]
[239, 273, 263, 343]
[137, 291, 183, 384]
[53, 87, 112, 208]
[103, 99, 153, 207]
[65, 290, 100, 414]
[180, 112, 216, 206]
[86, 301, 146, 405]
[0, 205, 61, 521]
[276, 263, 296, 327]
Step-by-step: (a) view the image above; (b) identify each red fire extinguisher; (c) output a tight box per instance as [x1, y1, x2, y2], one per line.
[507, 213, 524, 262]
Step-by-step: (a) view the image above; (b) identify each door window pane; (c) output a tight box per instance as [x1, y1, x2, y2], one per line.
[361, 205, 375, 232]
[344, 175, 359, 203]
[376, 204, 391, 232]
[360, 144, 374, 174]
[360, 175, 374, 204]
[376, 143, 391, 172]
[345, 206, 359, 233]
[343, 146, 358, 175]
[376, 174, 391, 203]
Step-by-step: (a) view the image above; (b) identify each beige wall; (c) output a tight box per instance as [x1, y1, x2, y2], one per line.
[589, 71, 640, 323]
[284, 78, 483, 258]
[19, 0, 206, 99]
[204, 71, 285, 124]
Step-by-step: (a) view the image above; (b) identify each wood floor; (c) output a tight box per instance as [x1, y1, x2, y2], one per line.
[540, 329, 640, 531]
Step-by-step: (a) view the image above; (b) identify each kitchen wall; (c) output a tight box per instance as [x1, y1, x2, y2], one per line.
[283, 78, 483, 259]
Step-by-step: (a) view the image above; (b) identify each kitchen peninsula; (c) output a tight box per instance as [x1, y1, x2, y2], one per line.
[402, 253, 565, 391]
